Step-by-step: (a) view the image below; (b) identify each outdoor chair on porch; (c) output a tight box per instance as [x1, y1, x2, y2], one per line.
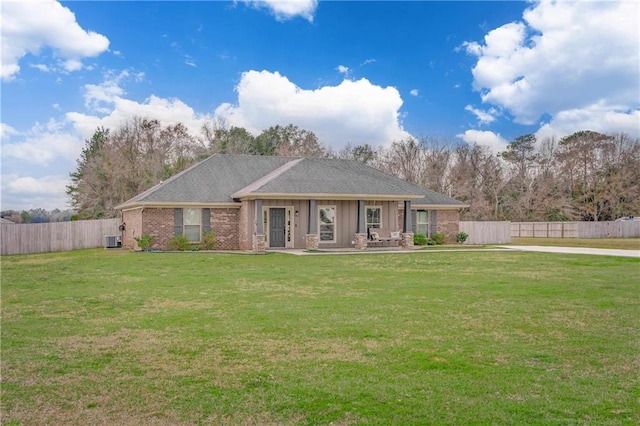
[368, 228, 402, 247]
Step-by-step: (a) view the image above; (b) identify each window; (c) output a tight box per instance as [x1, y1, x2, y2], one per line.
[184, 208, 201, 242]
[318, 206, 336, 242]
[416, 210, 429, 237]
[366, 206, 381, 230]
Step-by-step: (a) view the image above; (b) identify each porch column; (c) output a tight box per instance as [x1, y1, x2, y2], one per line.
[355, 200, 367, 249]
[253, 199, 266, 253]
[357, 200, 365, 233]
[402, 200, 414, 248]
[305, 199, 319, 250]
[255, 199, 263, 235]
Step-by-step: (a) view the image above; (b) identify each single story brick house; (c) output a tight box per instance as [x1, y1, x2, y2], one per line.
[117, 154, 467, 252]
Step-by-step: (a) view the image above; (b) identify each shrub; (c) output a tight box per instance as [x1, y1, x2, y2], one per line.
[134, 234, 154, 251]
[168, 235, 190, 251]
[413, 233, 428, 246]
[430, 233, 446, 245]
[201, 231, 217, 250]
[456, 232, 469, 244]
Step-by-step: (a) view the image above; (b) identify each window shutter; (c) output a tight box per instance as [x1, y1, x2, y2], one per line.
[411, 210, 417, 233]
[430, 210, 438, 236]
[202, 208, 211, 235]
[174, 208, 183, 236]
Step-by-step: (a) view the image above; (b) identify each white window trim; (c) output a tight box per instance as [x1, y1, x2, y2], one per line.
[365, 205, 382, 230]
[416, 209, 429, 237]
[318, 205, 337, 243]
[183, 208, 202, 242]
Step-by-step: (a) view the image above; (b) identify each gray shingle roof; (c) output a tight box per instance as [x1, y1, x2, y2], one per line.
[118, 155, 292, 206]
[118, 154, 466, 208]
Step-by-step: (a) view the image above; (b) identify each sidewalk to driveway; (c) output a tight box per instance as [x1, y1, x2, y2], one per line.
[497, 245, 640, 258]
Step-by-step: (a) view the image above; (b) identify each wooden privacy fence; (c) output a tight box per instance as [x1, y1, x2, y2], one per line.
[459, 221, 511, 245]
[577, 221, 640, 238]
[1, 218, 120, 255]
[511, 222, 578, 238]
[511, 221, 640, 239]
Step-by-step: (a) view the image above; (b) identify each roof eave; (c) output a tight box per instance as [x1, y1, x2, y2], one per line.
[232, 192, 426, 201]
[408, 203, 470, 210]
[118, 201, 241, 211]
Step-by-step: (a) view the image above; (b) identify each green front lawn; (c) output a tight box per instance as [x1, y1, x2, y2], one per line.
[2, 249, 638, 425]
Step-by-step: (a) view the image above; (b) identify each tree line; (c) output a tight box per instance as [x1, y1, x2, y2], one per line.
[1, 208, 76, 224]
[66, 117, 639, 222]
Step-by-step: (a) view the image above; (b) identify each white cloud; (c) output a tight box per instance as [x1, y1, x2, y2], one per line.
[82, 70, 128, 113]
[244, 0, 318, 22]
[65, 71, 214, 140]
[410, 89, 419, 97]
[30, 63, 51, 72]
[463, 0, 639, 131]
[457, 130, 509, 154]
[1, 123, 19, 141]
[464, 105, 496, 125]
[1, 119, 84, 165]
[1, 0, 110, 81]
[185, 55, 197, 67]
[361, 58, 376, 66]
[62, 58, 83, 72]
[336, 65, 349, 75]
[4, 174, 68, 195]
[1, 173, 71, 210]
[536, 102, 640, 141]
[214, 70, 411, 149]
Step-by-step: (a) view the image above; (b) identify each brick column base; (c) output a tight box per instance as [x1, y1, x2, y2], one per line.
[402, 232, 414, 248]
[253, 234, 266, 253]
[305, 234, 319, 251]
[354, 233, 368, 250]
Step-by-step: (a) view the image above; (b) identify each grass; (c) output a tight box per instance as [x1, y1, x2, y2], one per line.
[2, 249, 639, 425]
[512, 237, 640, 250]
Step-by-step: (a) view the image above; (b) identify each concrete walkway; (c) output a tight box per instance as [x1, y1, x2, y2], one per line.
[497, 245, 640, 258]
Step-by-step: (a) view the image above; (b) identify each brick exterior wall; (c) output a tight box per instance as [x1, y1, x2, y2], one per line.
[122, 208, 143, 249]
[239, 200, 251, 251]
[211, 208, 240, 250]
[398, 208, 461, 243]
[142, 208, 174, 250]
[128, 207, 241, 251]
[436, 210, 460, 242]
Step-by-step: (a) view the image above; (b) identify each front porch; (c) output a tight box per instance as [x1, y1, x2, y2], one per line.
[250, 198, 415, 253]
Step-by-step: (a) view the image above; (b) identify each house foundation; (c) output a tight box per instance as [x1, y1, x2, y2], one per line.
[402, 232, 414, 248]
[305, 234, 319, 250]
[354, 233, 368, 250]
[253, 234, 266, 253]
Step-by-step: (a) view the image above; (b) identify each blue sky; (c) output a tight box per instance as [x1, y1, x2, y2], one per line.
[1, 0, 639, 211]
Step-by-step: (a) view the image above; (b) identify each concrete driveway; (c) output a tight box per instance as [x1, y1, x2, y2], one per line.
[498, 245, 640, 258]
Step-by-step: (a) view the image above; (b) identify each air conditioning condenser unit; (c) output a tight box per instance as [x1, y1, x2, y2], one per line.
[105, 235, 122, 249]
